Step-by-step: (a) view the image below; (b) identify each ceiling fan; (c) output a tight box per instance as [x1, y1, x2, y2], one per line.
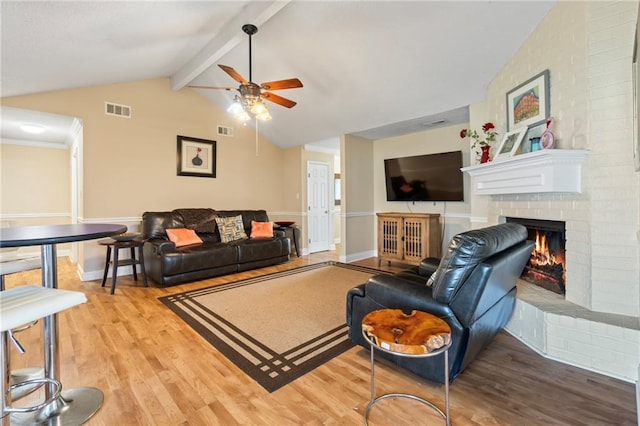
[189, 24, 303, 121]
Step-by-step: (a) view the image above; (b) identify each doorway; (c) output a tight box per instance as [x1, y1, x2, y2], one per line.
[307, 161, 330, 253]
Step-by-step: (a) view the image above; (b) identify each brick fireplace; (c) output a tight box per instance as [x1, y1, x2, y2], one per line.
[463, 150, 639, 383]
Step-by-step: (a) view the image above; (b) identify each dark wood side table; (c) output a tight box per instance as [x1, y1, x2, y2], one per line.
[98, 237, 148, 295]
[275, 222, 300, 257]
[362, 309, 452, 425]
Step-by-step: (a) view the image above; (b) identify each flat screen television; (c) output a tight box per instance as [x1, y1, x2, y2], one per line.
[384, 151, 464, 202]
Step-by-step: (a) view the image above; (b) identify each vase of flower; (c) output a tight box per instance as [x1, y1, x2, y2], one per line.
[480, 145, 490, 163]
[460, 122, 497, 164]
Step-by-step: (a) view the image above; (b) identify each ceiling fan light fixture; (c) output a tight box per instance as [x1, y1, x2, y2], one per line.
[256, 110, 272, 121]
[236, 110, 251, 123]
[195, 24, 302, 122]
[250, 100, 267, 115]
[227, 99, 244, 115]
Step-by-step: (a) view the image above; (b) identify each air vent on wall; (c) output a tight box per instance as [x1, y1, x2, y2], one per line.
[217, 125, 234, 137]
[105, 102, 132, 118]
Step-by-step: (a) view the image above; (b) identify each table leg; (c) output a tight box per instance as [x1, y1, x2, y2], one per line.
[111, 248, 119, 295]
[130, 247, 138, 281]
[138, 245, 148, 287]
[292, 227, 300, 257]
[101, 246, 111, 288]
[2, 331, 10, 426]
[41, 244, 58, 398]
[15, 244, 105, 425]
[444, 349, 450, 426]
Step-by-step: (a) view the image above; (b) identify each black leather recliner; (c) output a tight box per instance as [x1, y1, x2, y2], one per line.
[346, 223, 534, 383]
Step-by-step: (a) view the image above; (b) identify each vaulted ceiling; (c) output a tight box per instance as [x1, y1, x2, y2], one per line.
[0, 1, 555, 149]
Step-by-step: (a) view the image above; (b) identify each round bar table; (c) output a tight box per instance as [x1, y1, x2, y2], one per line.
[0, 223, 126, 425]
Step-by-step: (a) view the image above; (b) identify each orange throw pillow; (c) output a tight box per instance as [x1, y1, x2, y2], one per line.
[165, 228, 203, 247]
[250, 220, 274, 239]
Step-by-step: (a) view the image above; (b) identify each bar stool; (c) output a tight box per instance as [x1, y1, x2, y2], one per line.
[1, 286, 87, 425]
[0, 255, 41, 291]
[0, 250, 44, 401]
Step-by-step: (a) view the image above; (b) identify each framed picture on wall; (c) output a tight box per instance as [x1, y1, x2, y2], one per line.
[177, 135, 216, 178]
[506, 69, 550, 131]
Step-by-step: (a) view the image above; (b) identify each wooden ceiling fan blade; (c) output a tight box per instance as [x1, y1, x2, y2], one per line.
[218, 64, 248, 85]
[260, 78, 303, 91]
[188, 85, 236, 91]
[262, 92, 297, 108]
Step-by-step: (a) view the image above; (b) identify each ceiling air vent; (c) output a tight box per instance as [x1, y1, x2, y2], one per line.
[105, 102, 131, 118]
[217, 125, 234, 137]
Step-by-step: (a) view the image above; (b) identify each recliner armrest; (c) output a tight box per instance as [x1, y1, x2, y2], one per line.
[346, 284, 366, 326]
[145, 238, 177, 254]
[365, 274, 455, 320]
[418, 257, 440, 277]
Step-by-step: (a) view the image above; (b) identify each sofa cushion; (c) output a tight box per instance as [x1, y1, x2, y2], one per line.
[250, 220, 274, 239]
[161, 242, 238, 276]
[166, 228, 203, 247]
[173, 208, 218, 233]
[215, 215, 248, 243]
[236, 238, 285, 264]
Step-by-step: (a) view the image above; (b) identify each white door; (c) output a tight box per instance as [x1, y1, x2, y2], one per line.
[307, 161, 330, 253]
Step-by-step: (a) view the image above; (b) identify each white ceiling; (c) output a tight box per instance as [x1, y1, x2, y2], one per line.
[0, 1, 555, 149]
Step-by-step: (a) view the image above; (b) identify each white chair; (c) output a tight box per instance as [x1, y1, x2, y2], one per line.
[1, 286, 86, 425]
[0, 220, 42, 291]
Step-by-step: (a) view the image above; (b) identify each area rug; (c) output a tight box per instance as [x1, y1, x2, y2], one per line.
[159, 261, 384, 392]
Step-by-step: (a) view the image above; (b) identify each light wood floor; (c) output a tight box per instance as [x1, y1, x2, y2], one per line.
[4, 252, 637, 425]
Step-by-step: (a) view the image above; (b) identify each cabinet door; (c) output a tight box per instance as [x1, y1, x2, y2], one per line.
[403, 217, 427, 264]
[378, 216, 403, 261]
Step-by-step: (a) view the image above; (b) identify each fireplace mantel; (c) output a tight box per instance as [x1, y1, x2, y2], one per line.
[461, 149, 589, 195]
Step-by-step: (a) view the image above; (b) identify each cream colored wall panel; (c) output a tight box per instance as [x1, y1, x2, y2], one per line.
[0, 143, 70, 216]
[1, 78, 288, 218]
[373, 123, 471, 217]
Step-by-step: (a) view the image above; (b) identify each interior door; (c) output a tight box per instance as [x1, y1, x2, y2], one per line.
[307, 161, 330, 253]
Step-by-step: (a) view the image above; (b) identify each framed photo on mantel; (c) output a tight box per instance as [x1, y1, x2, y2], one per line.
[506, 69, 550, 131]
[176, 135, 216, 178]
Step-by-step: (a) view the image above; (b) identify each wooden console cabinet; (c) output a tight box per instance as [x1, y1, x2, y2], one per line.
[377, 213, 441, 266]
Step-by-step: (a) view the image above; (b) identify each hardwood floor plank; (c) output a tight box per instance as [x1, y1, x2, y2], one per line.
[2, 254, 636, 425]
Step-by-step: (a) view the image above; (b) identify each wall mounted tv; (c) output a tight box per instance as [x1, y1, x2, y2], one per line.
[384, 151, 464, 202]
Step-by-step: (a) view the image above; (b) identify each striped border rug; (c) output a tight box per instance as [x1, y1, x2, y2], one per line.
[159, 261, 383, 392]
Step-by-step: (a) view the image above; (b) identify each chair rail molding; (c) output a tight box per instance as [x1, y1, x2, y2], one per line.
[461, 150, 589, 195]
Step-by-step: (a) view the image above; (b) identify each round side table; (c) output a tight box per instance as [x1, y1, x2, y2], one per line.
[361, 308, 452, 425]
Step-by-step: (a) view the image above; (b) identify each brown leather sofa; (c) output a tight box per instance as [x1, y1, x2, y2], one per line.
[347, 223, 534, 383]
[141, 209, 290, 286]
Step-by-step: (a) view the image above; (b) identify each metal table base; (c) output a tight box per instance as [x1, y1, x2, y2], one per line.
[364, 334, 451, 425]
[11, 387, 103, 426]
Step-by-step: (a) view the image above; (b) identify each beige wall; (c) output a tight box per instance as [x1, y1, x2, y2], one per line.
[2, 78, 289, 217]
[0, 143, 71, 219]
[373, 123, 472, 247]
[341, 134, 374, 261]
[0, 143, 72, 256]
[1, 78, 297, 274]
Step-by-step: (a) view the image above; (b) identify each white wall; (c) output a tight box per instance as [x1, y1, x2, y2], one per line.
[478, 1, 639, 317]
[473, 0, 640, 383]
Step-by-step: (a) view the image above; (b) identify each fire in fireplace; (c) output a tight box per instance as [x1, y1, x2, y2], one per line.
[506, 218, 566, 295]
